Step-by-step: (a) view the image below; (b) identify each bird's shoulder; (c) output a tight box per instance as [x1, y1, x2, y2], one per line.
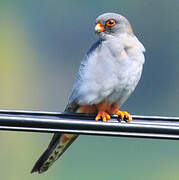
[86, 40, 102, 57]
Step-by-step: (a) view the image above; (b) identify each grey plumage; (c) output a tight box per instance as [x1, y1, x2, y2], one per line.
[31, 12, 145, 174]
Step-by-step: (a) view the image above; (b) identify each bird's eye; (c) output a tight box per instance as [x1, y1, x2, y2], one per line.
[105, 19, 116, 27]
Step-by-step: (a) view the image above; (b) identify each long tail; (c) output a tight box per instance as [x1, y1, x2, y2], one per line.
[31, 133, 78, 173]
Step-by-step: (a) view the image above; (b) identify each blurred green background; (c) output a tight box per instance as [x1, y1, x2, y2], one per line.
[0, 0, 179, 179]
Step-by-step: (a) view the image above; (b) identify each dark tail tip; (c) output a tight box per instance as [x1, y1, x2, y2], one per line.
[30, 148, 50, 174]
[30, 167, 38, 174]
[30, 159, 43, 174]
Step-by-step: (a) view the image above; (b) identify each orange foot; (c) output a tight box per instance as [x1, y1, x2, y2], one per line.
[114, 110, 133, 122]
[95, 111, 111, 122]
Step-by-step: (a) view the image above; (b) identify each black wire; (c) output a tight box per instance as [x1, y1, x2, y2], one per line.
[0, 109, 179, 140]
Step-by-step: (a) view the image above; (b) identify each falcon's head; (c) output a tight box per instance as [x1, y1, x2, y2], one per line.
[95, 13, 133, 38]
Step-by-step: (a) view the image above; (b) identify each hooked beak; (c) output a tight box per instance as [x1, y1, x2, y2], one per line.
[95, 23, 105, 33]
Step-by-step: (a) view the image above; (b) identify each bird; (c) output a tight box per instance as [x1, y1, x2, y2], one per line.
[31, 12, 145, 174]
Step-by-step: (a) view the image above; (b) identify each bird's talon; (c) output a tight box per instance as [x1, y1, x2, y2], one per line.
[115, 110, 132, 122]
[123, 111, 133, 122]
[116, 117, 122, 122]
[95, 113, 101, 121]
[95, 111, 111, 122]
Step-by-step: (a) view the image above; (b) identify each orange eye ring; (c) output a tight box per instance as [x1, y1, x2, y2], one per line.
[105, 19, 116, 27]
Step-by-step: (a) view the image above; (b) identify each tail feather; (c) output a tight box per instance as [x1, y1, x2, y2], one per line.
[31, 102, 80, 173]
[31, 133, 78, 173]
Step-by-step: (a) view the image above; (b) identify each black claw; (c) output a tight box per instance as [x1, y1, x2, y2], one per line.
[116, 115, 130, 122]
[116, 116, 122, 122]
[124, 118, 128, 122]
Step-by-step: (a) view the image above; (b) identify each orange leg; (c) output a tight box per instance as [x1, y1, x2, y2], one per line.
[78, 101, 132, 122]
[78, 102, 111, 122]
[95, 111, 111, 122]
[114, 109, 133, 122]
[95, 101, 112, 122]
